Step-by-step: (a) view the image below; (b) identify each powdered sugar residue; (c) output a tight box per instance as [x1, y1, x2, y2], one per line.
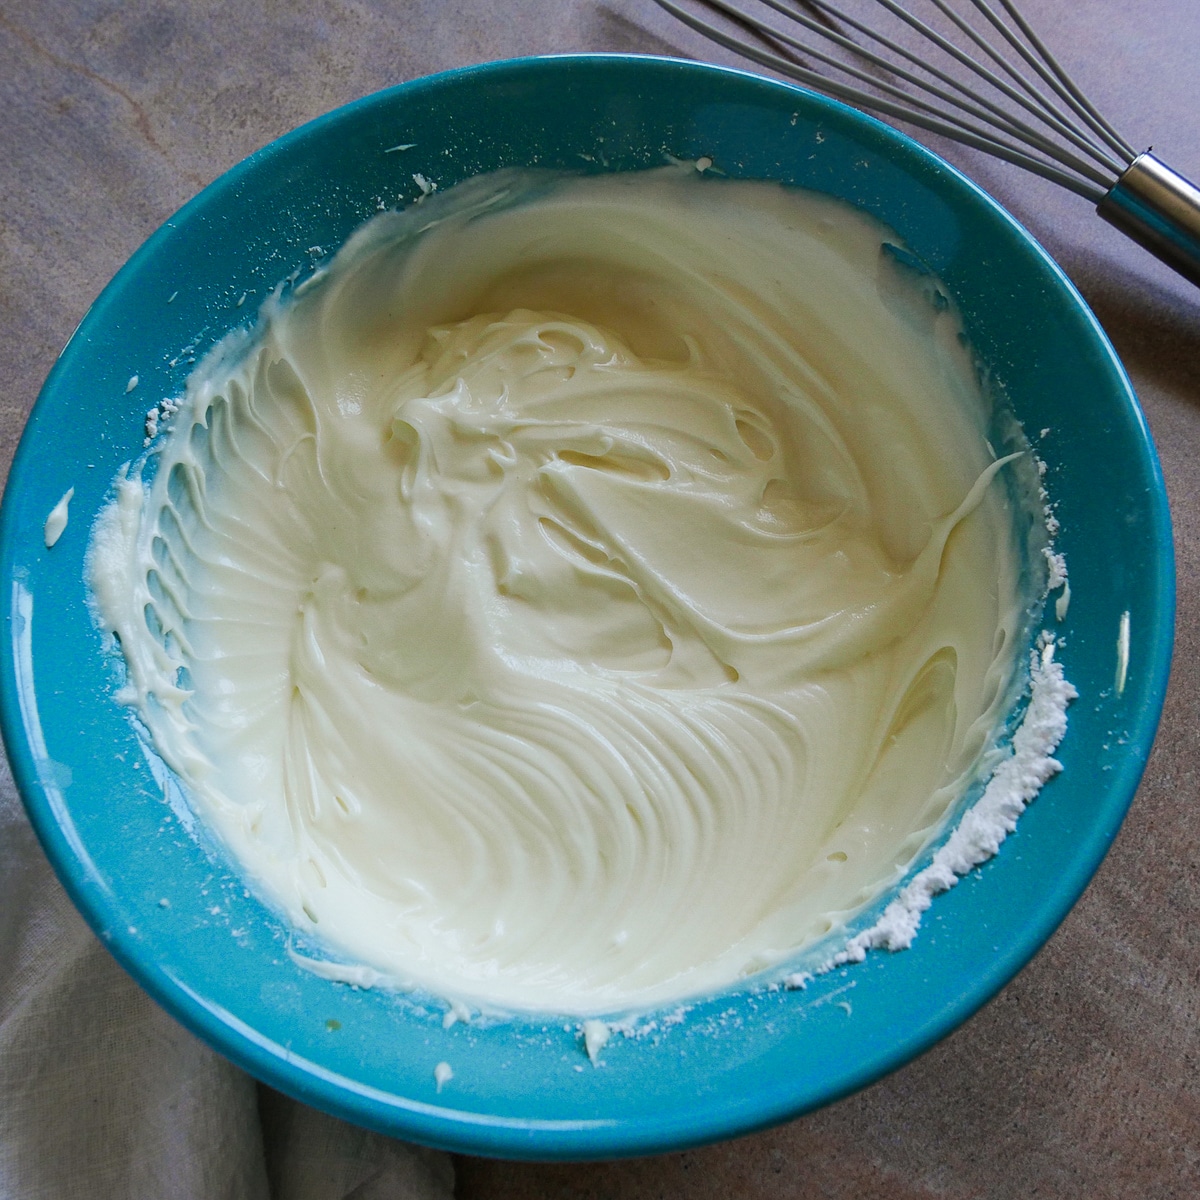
[821, 631, 1076, 968]
[144, 397, 180, 446]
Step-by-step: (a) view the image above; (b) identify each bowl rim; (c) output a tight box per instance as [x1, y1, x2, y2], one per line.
[0, 52, 1176, 1160]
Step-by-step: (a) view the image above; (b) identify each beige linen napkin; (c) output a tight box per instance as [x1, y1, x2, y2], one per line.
[0, 760, 454, 1200]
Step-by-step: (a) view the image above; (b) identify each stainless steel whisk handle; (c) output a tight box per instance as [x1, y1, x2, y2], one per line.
[1098, 153, 1200, 288]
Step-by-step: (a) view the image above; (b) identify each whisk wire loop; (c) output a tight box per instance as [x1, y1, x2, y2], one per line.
[750, 0, 1065, 154]
[654, 0, 1200, 288]
[798, 0, 1122, 179]
[989, 0, 1137, 161]
[653, 0, 1114, 199]
[873, 0, 1125, 170]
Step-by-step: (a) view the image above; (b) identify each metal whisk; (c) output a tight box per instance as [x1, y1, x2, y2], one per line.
[653, 0, 1200, 287]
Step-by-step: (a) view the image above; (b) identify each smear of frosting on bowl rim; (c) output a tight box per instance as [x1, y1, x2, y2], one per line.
[86, 165, 1074, 1019]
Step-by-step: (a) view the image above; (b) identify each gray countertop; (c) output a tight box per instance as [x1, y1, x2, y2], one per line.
[2, 2, 1198, 1195]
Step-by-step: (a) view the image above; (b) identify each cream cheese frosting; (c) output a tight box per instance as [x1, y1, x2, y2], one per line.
[88, 168, 1047, 1014]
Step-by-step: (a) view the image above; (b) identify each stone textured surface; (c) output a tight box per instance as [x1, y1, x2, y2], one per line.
[2, 1, 1198, 1196]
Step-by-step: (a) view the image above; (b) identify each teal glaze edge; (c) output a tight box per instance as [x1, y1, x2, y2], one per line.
[0, 55, 1177, 1161]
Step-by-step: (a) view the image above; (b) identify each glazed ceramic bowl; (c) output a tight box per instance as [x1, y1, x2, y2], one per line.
[0, 56, 1174, 1159]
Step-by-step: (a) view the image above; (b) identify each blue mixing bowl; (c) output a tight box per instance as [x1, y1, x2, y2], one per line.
[0, 56, 1174, 1159]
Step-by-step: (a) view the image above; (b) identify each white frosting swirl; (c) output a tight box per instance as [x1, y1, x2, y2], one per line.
[89, 169, 1036, 1013]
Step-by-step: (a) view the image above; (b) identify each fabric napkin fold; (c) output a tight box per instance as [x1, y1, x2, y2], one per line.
[0, 761, 454, 1200]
